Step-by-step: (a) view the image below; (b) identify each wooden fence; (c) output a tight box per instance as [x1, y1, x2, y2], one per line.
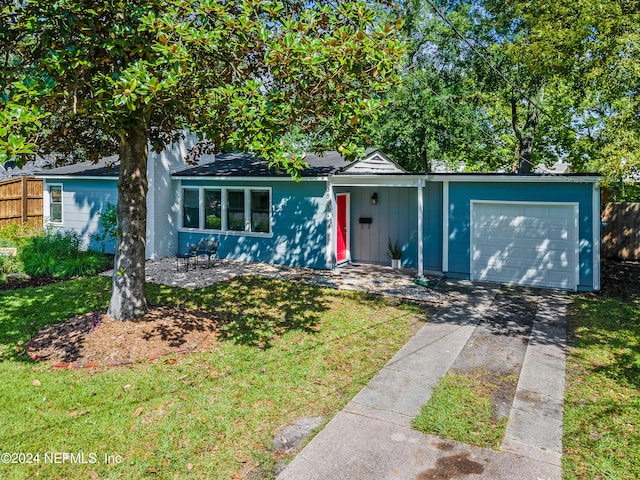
[602, 202, 640, 261]
[0, 176, 43, 228]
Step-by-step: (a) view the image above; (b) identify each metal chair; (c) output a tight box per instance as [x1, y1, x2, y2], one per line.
[175, 243, 198, 271]
[196, 237, 219, 268]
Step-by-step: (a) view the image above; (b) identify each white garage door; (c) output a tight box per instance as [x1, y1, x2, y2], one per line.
[471, 201, 579, 290]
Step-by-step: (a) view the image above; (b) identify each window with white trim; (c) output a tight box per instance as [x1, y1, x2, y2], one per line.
[49, 184, 63, 223]
[183, 189, 199, 228]
[181, 187, 271, 234]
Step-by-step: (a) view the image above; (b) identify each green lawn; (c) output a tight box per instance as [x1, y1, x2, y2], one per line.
[0, 276, 427, 479]
[564, 294, 640, 479]
[412, 369, 511, 450]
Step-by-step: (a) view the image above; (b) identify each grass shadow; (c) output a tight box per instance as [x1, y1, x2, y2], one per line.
[146, 276, 330, 349]
[0, 277, 112, 362]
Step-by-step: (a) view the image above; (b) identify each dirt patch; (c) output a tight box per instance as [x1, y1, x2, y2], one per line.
[600, 260, 640, 302]
[27, 306, 220, 365]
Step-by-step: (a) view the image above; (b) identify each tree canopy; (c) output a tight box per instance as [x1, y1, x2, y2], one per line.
[1, 0, 405, 319]
[368, 0, 640, 183]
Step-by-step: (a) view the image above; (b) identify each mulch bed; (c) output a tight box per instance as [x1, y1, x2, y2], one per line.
[26, 306, 220, 367]
[0, 275, 65, 292]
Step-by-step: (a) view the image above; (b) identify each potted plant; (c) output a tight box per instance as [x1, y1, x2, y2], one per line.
[388, 238, 402, 268]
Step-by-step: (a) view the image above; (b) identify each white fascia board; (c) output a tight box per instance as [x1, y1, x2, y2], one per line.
[173, 175, 327, 182]
[331, 175, 422, 187]
[34, 175, 118, 181]
[427, 175, 600, 184]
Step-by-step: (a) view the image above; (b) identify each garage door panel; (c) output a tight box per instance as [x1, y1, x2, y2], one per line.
[473, 251, 571, 272]
[471, 202, 577, 290]
[475, 228, 570, 247]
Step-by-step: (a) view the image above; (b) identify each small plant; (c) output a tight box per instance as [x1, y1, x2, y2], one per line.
[387, 238, 402, 260]
[0, 254, 23, 276]
[89, 311, 102, 332]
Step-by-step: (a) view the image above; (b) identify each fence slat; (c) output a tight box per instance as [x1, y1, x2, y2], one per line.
[0, 176, 43, 229]
[602, 202, 640, 261]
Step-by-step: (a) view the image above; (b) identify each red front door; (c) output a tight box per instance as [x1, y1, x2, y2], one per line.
[336, 193, 349, 264]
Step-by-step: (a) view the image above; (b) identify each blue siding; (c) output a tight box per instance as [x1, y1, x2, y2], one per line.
[48, 179, 118, 253]
[178, 180, 330, 269]
[423, 182, 443, 271]
[446, 182, 595, 289]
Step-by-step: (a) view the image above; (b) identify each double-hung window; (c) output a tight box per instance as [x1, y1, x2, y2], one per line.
[181, 187, 271, 235]
[227, 190, 245, 231]
[250, 190, 269, 233]
[49, 185, 63, 223]
[183, 189, 200, 229]
[204, 189, 222, 230]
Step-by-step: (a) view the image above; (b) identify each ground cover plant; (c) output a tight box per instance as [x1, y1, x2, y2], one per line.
[0, 276, 429, 479]
[563, 261, 640, 480]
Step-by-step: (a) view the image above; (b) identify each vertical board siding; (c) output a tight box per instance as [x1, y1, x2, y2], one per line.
[447, 182, 595, 289]
[602, 202, 640, 260]
[346, 186, 418, 267]
[46, 179, 118, 253]
[0, 177, 43, 228]
[178, 180, 330, 269]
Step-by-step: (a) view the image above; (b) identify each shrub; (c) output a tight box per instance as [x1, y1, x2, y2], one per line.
[57, 251, 107, 277]
[0, 254, 23, 275]
[0, 223, 40, 245]
[22, 251, 57, 277]
[19, 230, 108, 279]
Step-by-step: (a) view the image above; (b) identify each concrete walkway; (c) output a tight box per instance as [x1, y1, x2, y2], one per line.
[278, 282, 567, 480]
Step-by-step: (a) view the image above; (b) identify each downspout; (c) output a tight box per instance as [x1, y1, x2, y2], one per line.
[417, 178, 424, 279]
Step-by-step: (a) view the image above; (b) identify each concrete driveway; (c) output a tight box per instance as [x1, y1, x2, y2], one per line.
[277, 281, 567, 480]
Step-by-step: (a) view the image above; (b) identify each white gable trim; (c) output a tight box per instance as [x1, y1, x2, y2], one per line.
[341, 150, 406, 174]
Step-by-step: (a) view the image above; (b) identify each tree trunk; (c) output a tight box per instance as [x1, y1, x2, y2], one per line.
[511, 98, 540, 175]
[107, 124, 149, 320]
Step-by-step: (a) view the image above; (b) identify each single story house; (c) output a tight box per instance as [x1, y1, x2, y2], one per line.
[37, 138, 601, 291]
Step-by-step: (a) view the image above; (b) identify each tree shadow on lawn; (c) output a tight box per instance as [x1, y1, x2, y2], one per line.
[0, 277, 112, 362]
[568, 296, 640, 390]
[11, 276, 331, 364]
[160, 276, 330, 349]
[566, 261, 640, 390]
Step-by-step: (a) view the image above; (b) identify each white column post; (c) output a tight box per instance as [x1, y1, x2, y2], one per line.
[442, 180, 449, 273]
[417, 178, 424, 279]
[326, 178, 336, 268]
[593, 180, 601, 291]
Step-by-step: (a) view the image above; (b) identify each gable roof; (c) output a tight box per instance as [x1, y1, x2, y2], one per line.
[35, 149, 407, 179]
[173, 149, 406, 177]
[36, 155, 120, 177]
[173, 151, 348, 177]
